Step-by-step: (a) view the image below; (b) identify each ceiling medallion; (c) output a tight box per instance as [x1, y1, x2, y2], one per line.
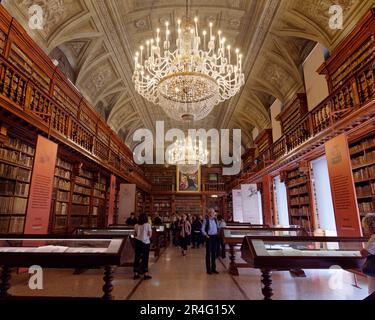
[132, 1, 245, 122]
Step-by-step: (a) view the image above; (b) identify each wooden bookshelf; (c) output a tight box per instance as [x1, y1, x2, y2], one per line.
[144, 194, 152, 215]
[0, 5, 151, 194]
[206, 196, 221, 216]
[136, 188, 145, 215]
[276, 94, 308, 135]
[92, 175, 107, 228]
[0, 135, 34, 234]
[175, 196, 201, 217]
[153, 196, 172, 219]
[51, 157, 73, 232]
[285, 167, 313, 231]
[350, 132, 375, 222]
[254, 129, 273, 155]
[106, 180, 119, 225]
[144, 166, 176, 192]
[69, 168, 93, 230]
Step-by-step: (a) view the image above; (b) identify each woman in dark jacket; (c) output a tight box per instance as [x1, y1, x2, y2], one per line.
[191, 215, 203, 248]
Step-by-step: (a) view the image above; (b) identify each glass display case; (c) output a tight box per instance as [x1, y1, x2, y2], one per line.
[75, 228, 135, 237]
[76, 225, 167, 258]
[241, 237, 368, 300]
[222, 227, 307, 276]
[0, 236, 132, 300]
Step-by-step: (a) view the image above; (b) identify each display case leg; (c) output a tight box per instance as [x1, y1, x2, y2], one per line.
[102, 266, 114, 300]
[261, 269, 273, 300]
[0, 266, 11, 299]
[229, 245, 239, 276]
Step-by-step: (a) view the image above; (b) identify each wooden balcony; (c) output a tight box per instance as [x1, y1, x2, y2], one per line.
[0, 7, 151, 191]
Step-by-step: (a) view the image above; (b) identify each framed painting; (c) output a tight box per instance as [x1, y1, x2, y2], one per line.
[176, 166, 201, 193]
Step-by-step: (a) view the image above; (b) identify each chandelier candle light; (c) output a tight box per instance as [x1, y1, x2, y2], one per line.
[167, 135, 209, 175]
[132, 7, 245, 122]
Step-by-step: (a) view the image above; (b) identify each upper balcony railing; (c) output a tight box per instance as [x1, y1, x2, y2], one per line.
[241, 59, 374, 178]
[0, 7, 151, 191]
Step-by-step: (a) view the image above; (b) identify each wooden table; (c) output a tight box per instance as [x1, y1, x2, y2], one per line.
[0, 236, 131, 300]
[241, 236, 368, 300]
[222, 226, 307, 276]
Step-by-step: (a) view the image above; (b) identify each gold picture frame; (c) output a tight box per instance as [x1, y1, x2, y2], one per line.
[176, 166, 201, 193]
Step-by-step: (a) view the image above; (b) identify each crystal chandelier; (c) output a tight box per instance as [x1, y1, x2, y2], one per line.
[167, 135, 209, 174]
[132, 0, 245, 122]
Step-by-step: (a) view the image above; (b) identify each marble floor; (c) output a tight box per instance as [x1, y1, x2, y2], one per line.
[8, 246, 369, 300]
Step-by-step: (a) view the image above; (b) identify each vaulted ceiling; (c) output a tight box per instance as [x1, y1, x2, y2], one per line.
[5, 0, 373, 150]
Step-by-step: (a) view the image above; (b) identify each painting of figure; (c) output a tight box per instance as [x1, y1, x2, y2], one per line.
[177, 167, 201, 192]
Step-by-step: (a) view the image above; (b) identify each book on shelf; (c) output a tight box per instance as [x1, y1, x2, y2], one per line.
[93, 189, 105, 198]
[55, 167, 71, 179]
[0, 180, 29, 196]
[73, 184, 91, 195]
[353, 165, 375, 181]
[0, 163, 31, 181]
[56, 158, 73, 170]
[8, 216, 24, 234]
[356, 183, 374, 196]
[54, 215, 67, 228]
[72, 194, 90, 204]
[75, 176, 91, 187]
[54, 178, 70, 191]
[0, 196, 27, 214]
[358, 202, 374, 215]
[351, 150, 375, 166]
[0, 147, 33, 167]
[350, 135, 375, 154]
[71, 204, 90, 215]
[0, 216, 10, 233]
[56, 190, 70, 201]
[55, 201, 68, 215]
[6, 137, 35, 155]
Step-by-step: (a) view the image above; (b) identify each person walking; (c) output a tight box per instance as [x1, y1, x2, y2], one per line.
[126, 212, 137, 226]
[133, 213, 153, 280]
[191, 215, 203, 248]
[179, 214, 191, 256]
[201, 208, 220, 274]
[217, 214, 227, 259]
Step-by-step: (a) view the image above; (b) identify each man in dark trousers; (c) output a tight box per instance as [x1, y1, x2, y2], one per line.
[201, 208, 219, 274]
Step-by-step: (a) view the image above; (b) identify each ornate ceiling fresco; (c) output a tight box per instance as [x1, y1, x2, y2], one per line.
[4, 0, 374, 150]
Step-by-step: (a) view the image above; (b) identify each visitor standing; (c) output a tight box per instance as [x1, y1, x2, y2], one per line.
[133, 213, 153, 280]
[179, 214, 191, 256]
[201, 208, 219, 274]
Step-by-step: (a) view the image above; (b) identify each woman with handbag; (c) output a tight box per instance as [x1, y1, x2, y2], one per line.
[361, 213, 375, 296]
[179, 214, 191, 256]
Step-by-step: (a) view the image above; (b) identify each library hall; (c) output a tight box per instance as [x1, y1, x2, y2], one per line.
[0, 0, 374, 303]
